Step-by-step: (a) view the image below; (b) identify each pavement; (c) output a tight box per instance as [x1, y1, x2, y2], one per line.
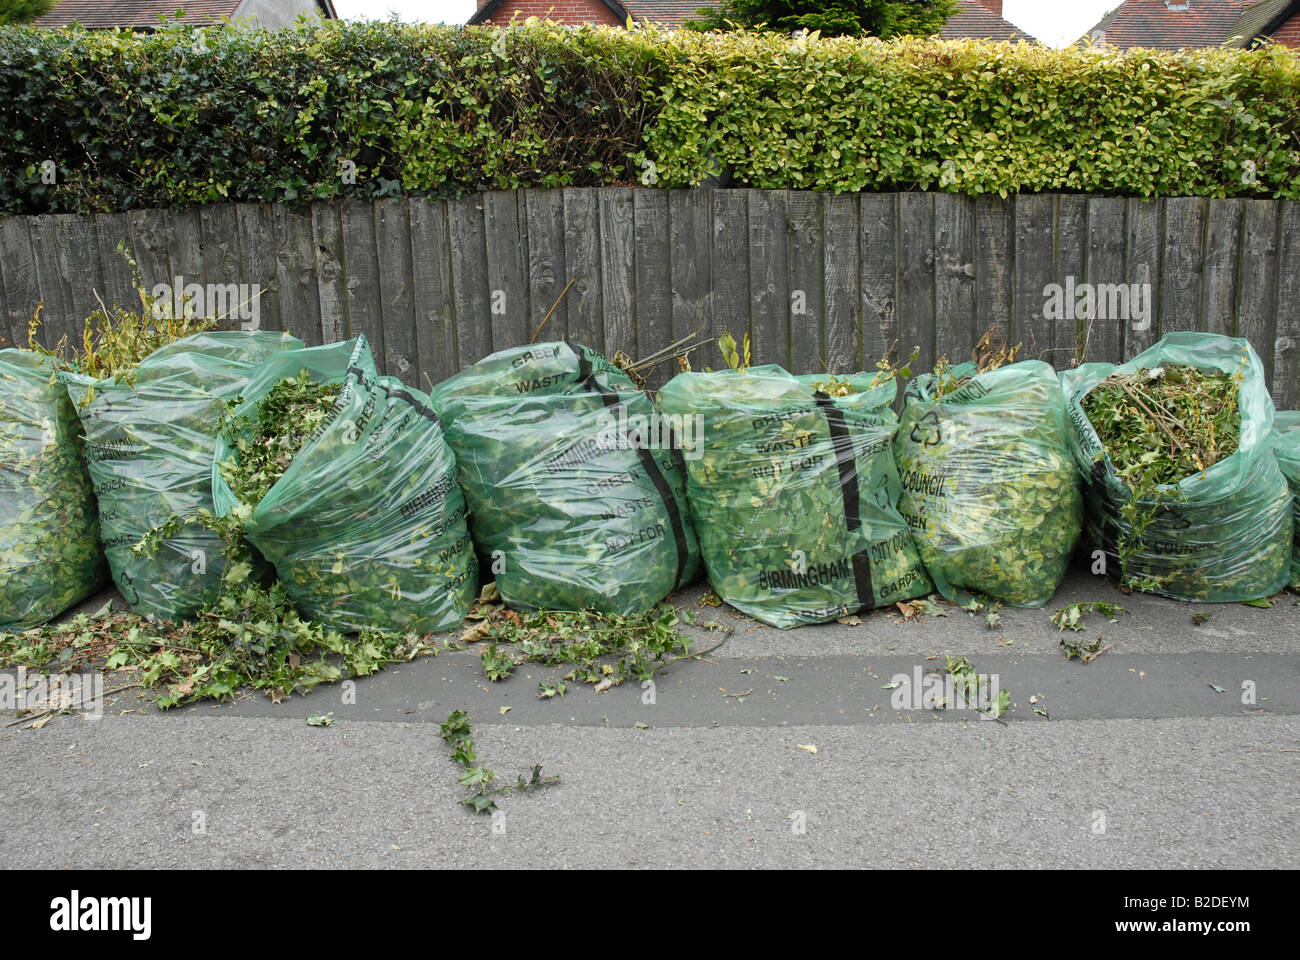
[2, 568, 1297, 869]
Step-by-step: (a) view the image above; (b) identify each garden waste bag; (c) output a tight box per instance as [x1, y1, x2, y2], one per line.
[893, 361, 1082, 608]
[0, 350, 106, 630]
[63, 331, 301, 621]
[1061, 333, 1292, 603]
[430, 342, 700, 616]
[1269, 410, 1300, 589]
[657, 366, 930, 629]
[212, 336, 476, 634]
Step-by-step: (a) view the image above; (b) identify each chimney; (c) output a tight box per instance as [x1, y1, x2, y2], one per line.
[982, 1, 1004, 16]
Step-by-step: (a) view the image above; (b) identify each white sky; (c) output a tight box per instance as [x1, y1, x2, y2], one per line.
[331, 0, 1120, 47]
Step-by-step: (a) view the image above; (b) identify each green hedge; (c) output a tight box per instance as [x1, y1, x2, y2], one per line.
[1, 20, 1297, 215]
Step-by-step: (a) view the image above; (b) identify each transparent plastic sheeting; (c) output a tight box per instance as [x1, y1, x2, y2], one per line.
[63, 331, 301, 622]
[894, 361, 1083, 608]
[431, 342, 700, 617]
[212, 336, 476, 634]
[658, 366, 929, 629]
[0, 349, 106, 630]
[1062, 333, 1292, 604]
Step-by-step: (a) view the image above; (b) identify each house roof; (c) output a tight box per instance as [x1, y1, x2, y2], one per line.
[624, 0, 702, 27]
[939, 0, 1033, 42]
[35, 0, 337, 29]
[1079, 0, 1291, 50]
[468, 0, 633, 26]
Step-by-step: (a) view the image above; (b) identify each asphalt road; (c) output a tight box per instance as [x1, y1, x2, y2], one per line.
[2, 569, 1297, 869]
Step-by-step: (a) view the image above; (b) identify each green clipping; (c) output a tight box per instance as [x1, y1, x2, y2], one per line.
[0, 350, 107, 630]
[894, 360, 1083, 608]
[657, 366, 930, 629]
[63, 331, 302, 622]
[430, 342, 700, 616]
[212, 337, 477, 634]
[1269, 410, 1300, 590]
[1061, 333, 1292, 603]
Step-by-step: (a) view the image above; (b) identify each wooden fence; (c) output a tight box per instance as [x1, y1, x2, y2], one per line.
[1, 190, 1296, 407]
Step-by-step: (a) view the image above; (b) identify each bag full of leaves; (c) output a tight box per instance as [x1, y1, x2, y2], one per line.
[211, 336, 477, 634]
[893, 360, 1083, 608]
[1061, 332, 1292, 603]
[429, 341, 700, 616]
[657, 364, 930, 629]
[1268, 410, 1300, 589]
[62, 331, 302, 621]
[0, 350, 107, 630]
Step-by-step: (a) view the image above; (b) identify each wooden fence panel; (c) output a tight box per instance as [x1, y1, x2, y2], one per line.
[0, 190, 1294, 401]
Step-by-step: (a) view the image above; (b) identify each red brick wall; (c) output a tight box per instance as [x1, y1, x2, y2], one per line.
[480, 0, 625, 26]
[1271, 11, 1300, 47]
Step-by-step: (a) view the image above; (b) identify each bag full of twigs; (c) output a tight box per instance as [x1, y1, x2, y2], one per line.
[894, 355, 1083, 608]
[429, 341, 701, 616]
[1270, 410, 1300, 589]
[212, 336, 477, 634]
[0, 349, 106, 629]
[1061, 332, 1292, 603]
[658, 339, 930, 629]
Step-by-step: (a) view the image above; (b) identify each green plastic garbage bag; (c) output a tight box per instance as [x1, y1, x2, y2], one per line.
[0, 350, 106, 630]
[893, 361, 1083, 608]
[211, 336, 477, 634]
[429, 342, 700, 616]
[63, 331, 301, 621]
[1061, 333, 1292, 603]
[657, 366, 930, 629]
[1269, 410, 1300, 589]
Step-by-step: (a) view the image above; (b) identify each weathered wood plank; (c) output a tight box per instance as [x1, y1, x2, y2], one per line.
[310, 201, 348, 345]
[408, 198, 459, 389]
[973, 195, 1013, 352]
[0, 226, 10, 348]
[59, 213, 106, 337]
[523, 189, 567, 347]
[1160, 196, 1205, 340]
[448, 195, 491, 367]
[1272, 201, 1300, 410]
[669, 189, 711, 352]
[1124, 199, 1163, 359]
[484, 191, 531, 355]
[933, 193, 975, 367]
[94, 212, 136, 314]
[273, 204, 323, 346]
[28, 215, 76, 350]
[126, 208, 172, 295]
[859, 193, 898, 369]
[822, 192, 858, 373]
[562, 188, 602, 352]
[1237, 199, 1279, 380]
[1082, 198, 1126, 365]
[1054, 195, 1089, 367]
[787, 191, 824, 374]
[633, 190, 671, 370]
[1013, 194, 1055, 364]
[898, 192, 936, 373]
[374, 198, 417, 383]
[199, 204, 242, 325]
[168, 207, 205, 306]
[598, 187, 636, 361]
[709, 190, 751, 372]
[340, 198, 386, 367]
[234, 203, 282, 332]
[0, 218, 39, 349]
[748, 189, 788, 368]
[1201, 198, 1244, 337]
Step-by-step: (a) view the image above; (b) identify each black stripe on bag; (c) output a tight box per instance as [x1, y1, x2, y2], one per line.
[815, 393, 876, 611]
[567, 342, 690, 587]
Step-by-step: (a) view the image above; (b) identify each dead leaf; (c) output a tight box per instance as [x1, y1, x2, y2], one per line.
[836, 615, 863, 626]
[459, 619, 493, 644]
[796, 744, 818, 754]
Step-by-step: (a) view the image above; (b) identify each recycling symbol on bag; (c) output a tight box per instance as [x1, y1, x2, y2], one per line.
[910, 412, 942, 448]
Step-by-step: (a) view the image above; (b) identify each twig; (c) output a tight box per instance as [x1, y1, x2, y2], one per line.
[530, 279, 575, 344]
